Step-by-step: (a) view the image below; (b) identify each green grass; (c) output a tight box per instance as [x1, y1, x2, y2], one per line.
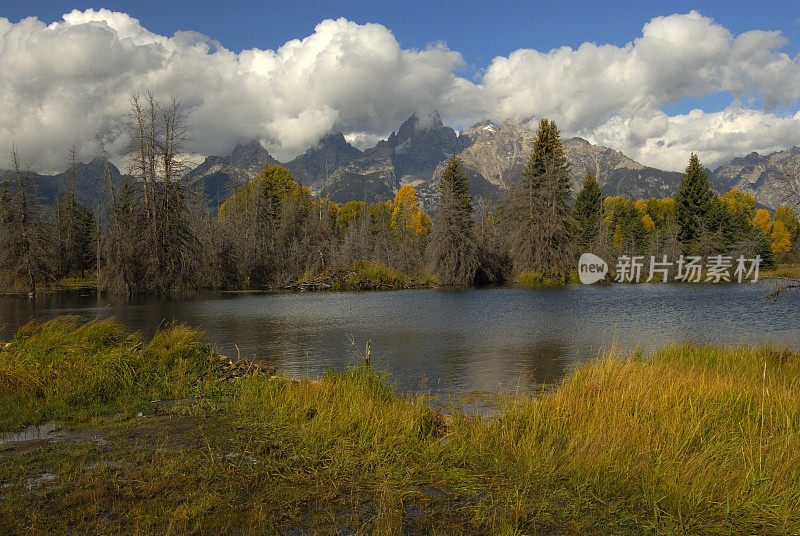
[56, 276, 99, 288]
[0, 316, 223, 429]
[345, 261, 408, 289]
[293, 261, 434, 291]
[1, 317, 799, 534]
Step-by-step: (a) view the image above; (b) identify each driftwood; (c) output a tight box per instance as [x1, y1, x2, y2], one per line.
[292, 278, 332, 291]
[215, 354, 277, 381]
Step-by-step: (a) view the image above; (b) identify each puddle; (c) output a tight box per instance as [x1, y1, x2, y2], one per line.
[0, 421, 107, 450]
[0, 422, 63, 446]
[224, 451, 261, 465]
[24, 472, 57, 490]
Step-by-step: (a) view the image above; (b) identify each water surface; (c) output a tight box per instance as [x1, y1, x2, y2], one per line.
[1, 284, 798, 394]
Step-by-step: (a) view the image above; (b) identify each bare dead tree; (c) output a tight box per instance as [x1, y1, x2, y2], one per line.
[0, 146, 53, 296]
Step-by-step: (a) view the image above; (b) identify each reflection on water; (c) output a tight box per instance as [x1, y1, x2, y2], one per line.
[1, 283, 798, 394]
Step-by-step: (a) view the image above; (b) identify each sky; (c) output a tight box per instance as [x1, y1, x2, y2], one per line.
[1, 1, 800, 172]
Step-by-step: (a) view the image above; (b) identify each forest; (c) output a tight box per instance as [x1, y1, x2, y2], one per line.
[0, 94, 797, 296]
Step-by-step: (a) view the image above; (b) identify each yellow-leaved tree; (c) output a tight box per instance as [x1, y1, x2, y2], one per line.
[720, 189, 757, 219]
[774, 206, 799, 245]
[388, 185, 429, 274]
[642, 213, 656, 232]
[391, 185, 430, 236]
[753, 208, 772, 236]
[771, 220, 793, 255]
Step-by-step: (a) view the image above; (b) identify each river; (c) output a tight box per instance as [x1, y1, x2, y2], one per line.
[1, 283, 798, 394]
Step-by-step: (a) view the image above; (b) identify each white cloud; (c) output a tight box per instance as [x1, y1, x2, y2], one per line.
[479, 11, 800, 130]
[0, 11, 470, 169]
[592, 103, 800, 171]
[0, 9, 798, 173]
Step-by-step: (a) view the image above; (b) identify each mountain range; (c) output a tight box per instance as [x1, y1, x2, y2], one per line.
[0, 157, 123, 216]
[4, 113, 800, 214]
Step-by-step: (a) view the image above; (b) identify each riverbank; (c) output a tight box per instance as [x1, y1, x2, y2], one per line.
[761, 262, 800, 280]
[1, 317, 798, 535]
[289, 261, 438, 291]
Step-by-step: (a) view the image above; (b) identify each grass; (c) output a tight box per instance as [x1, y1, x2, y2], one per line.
[345, 261, 408, 289]
[1, 317, 799, 534]
[292, 261, 435, 291]
[56, 276, 99, 288]
[0, 316, 223, 430]
[761, 263, 800, 279]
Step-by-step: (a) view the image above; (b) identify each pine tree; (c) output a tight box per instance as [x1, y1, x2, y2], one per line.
[53, 147, 96, 279]
[675, 153, 715, 250]
[427, 155, 477, 286]
[572, 173, 603, 252]
[507, 119, 572, 277]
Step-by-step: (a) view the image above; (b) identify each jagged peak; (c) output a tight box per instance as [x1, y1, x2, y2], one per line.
[231, 139, 267, 152]
[566, 136, 591, 146]
[292, 131, 362, 162]
[314, 130, 356, 150]
[466, 120, 500, 134]
[398, 111, 445, 135]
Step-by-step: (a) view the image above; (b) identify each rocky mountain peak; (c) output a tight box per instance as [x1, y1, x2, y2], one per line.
[396, 111, 445, 138]
[284, 130, 362, 190]
[566, 136, 591, 146]
[710, 146, 800, 208]
[229, 140, 278, 171]
[313, 131, 361, 155]
[182, 116, 800, 214]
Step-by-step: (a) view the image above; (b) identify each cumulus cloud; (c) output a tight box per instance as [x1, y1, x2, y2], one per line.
[592, 103, 800, 170]
[0, 8, 798, 173]
[0, 10, 471, 168]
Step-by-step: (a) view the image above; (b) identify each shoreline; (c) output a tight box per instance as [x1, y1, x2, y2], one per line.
[4, 260, 797, 298]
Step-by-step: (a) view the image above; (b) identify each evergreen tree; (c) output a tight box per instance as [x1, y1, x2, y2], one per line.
[572, 173, 603, 251]
[427, 155, 477, 286]
[53, 147, 96, 279]
[754, 226, 776, 269]
[507, 119, 572, 277]
[675, 153, 715, 251]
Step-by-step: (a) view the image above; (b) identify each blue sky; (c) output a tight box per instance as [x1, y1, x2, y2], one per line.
[7, 2, 800, 62]
[1, 2, 800, 170]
